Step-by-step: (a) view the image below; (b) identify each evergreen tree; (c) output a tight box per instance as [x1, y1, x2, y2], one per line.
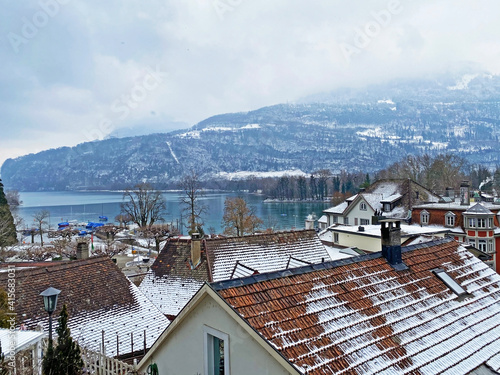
[0, 179, 16, 247]
[42, 304, 84, 375]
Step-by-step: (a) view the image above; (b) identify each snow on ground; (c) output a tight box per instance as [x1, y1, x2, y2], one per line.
[216, 169, 307, 180]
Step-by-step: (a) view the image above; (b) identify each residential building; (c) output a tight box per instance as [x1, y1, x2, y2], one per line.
[0, 255, 169, 359]
[412, 181, 500, 273]
[138, 222, 500, 375]
[139, 230, 331, 320]
[320, 222, 449, 252]
[321, 179, 440, 229]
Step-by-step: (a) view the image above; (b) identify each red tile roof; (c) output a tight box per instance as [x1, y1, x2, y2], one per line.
[0, 256, 169, 357]
[214, 239, 500, 374]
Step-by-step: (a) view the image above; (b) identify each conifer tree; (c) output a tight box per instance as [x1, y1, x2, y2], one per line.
[0, 179, 16, 247]
[42, 304, 84, 375]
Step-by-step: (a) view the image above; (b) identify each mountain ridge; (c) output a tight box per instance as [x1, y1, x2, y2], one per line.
[3, 73, 500, 191]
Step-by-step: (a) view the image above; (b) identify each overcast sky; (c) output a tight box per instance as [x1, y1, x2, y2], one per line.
[1, 0, 499, 168]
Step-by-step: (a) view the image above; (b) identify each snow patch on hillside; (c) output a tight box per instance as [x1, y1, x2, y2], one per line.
[447, 74, 478, 90]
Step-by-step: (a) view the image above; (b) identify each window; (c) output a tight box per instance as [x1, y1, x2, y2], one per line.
[354, 218, 358, 226]
[360, 202, 367, 211]
[332, 216, 338, 224]
[344, 217, 349, 225]
[477, 218, 486, 228]
[360, 218, 370, 225]
[383, 203, 391, 212]
[445, 212, 455, 227]
[420, 210, 429, 225]
[489, 217, 494, 228]
[478, 240, 487, 252]
[334, 233, 339, 243]
[488, 240, 494, 254]
[433, 269, 467, 297]
[204, 326, 230, 375]
[468, 218, 476, 228]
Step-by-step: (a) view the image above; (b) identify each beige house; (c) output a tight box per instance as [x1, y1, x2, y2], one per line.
[137, 284, 297, 375]
[320, 223, 449, 252]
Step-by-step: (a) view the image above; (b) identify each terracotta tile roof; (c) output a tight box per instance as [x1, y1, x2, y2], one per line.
[140, 230, 329, 318]
[213, 238, 500, 374]
[0, 256, 169, 357]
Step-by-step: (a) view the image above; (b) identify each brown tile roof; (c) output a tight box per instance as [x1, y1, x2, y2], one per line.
[213, 239, 500, 374]
[0, 256, 169, 357]
[140, 238, 210, 318]
[140, 230, 329, 318]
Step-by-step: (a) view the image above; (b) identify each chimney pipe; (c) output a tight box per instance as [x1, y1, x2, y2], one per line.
[380, 220, 407, 271]
[76, 240, 89, 260]
[191, 233, 201, 268]
[460, 181, 470, 206]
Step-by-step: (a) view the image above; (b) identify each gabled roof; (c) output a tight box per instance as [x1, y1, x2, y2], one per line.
[205, 230, 329, 282]
[0, 256, 169, 357]
[464, 203, 494, 215]
[140, 231, 329, 318]
[213, 239, 500, 374]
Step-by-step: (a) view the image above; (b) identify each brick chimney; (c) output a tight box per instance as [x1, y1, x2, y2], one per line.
[76, 240, 89, 260]
[191, 233, 201, 268]
[460, 181, 470, 206]
[380, 220, 407, 271]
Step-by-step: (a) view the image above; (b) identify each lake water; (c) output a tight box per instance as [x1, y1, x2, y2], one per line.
[15, 191, 330, 234]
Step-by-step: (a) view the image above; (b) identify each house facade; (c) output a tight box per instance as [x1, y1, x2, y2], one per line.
[321, 179, 440, 229]
[412, 186, 500, 273]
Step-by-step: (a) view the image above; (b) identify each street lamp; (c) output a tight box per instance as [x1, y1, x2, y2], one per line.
[40, 287, 61, 345]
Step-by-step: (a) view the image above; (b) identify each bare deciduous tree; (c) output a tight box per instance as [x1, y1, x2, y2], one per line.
[32, 209, 50, 247]
[179, 171, 207, 234]
[121, 183, 166, 228]
[222, 197, 263, 237]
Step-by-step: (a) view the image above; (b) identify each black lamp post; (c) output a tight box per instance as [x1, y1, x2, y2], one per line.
[40, 287, 61, 346]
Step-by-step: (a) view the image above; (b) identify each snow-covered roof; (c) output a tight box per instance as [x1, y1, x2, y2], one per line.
[140, 231, 330, 318]
[0, 329, 45, 355]
[0, 256, 169, 357]
[318, 215, 327, 224]
[380, 193, 402, 203]
[465, 203, 494, 215]
[213, 239, 500, 374]
[206, 230, 330, 282]
[329, 223, 449, 237]
[323, 201, 348, 214]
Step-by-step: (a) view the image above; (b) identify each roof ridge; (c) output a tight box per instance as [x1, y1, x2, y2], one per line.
[0, 255, 111, 277]
[211, 237, 456, 291]
[206, 229, 316, 242]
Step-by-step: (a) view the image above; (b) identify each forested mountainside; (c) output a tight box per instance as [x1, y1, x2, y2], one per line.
[3, 73, 500, 191]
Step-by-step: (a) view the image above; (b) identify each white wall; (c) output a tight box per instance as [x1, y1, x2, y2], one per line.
[346, 200, 374, 226]
[139, 294, 293, 375]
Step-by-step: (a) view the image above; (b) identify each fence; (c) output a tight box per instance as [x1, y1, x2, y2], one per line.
[81, 346, 138, 375]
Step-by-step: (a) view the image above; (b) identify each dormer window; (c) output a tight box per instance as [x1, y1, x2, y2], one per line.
[360, 202, 367, 211]
[420, 210, 429, 225]
[383, 203, 391, 212]
[445, 212, 456, 227]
